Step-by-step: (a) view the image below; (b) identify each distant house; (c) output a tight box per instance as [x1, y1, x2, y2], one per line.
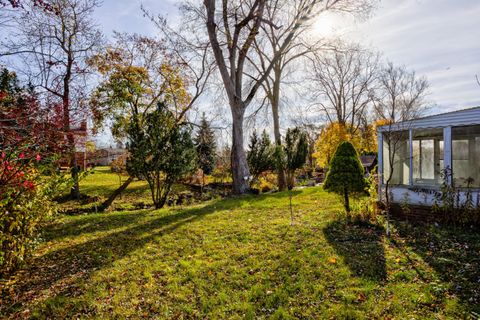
[377, 106, 480, 207]
[92, 147, 127, 166]
[59, 121, 89, 170]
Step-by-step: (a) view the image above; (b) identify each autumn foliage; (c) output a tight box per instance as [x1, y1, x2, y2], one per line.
[0, 68, 66, 274]
[88, 34, 192, 136]
[313, 122, 378, 167]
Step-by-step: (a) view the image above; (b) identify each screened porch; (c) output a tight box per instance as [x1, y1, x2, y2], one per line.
[377, 107, 480, 205]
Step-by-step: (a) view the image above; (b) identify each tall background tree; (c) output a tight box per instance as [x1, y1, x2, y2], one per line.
[197, 0, 370, 194]
[374, 62, 429, 197]
[373, 62, 429, 123]
[247, 129, 275, 186]
[252, 1, 373, 190]
[1, 0, 103, 198]
[308, 43, 379, 131]
[251, 0, 320, 191]
[195, 113, 217, 189]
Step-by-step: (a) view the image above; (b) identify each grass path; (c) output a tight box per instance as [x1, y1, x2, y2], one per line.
[1, 187, 479, 319]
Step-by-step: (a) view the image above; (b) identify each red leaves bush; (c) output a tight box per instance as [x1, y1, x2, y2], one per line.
[0, 68, 66, 274]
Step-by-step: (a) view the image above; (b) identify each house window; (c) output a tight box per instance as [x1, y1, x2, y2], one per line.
[382, 131, 409, 185]
[452, 125, 480, 188]
[412, 128, 443, 186]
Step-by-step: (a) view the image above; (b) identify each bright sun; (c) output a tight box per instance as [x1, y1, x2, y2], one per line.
[311, 11, 353, 38]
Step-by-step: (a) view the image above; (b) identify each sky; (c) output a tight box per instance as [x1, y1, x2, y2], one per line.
[94, 0, 480, 114]
[320, 0, 480, 112]
[88, 0, 480, 146]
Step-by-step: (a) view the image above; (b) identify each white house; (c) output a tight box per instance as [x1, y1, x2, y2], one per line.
[377, 107, 480, 207]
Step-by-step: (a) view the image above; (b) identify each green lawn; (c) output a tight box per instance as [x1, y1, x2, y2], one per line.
[58, 166, 194, 213]
[2, 187, 479, 319]
[79, 166, 150, 198]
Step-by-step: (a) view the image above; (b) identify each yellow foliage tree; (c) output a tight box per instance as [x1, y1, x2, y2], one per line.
[313, 122, 380, 167]
[313, 123, 359, 167]
[88, 33, 191, 136]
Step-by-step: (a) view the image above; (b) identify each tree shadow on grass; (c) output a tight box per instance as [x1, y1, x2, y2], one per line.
[42, 211, 150, 242]
[48, 190, 302, 241]
[390, 219, 480, 314]
[1, 191, 301, 317]
[1, 199, 238, 317]
[323, 219, 387, 282]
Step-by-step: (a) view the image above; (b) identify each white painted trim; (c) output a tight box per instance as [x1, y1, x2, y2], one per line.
[378, 132, 384, 202]
[377, 107, 480, 132]
[409, 129, 413, 186]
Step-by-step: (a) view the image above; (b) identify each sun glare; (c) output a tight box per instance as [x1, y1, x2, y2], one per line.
[311, 11, 354, 38]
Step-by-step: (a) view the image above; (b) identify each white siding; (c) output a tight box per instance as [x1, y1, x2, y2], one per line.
[384, 186, 480, 208]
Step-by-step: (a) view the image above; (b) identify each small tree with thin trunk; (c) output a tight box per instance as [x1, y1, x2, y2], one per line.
[373, 62, 429, 235]
[276, 127, 308, 224]
[126, 103, 197, 209]
[324, 141, 366, 214]
[308, 43, 379, 131]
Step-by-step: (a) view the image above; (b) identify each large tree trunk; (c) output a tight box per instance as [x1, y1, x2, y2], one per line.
[99, 176, 134, 212]
[64, 98, 80, 200]
[231, 104, 250, 194]
[63, 55, 80, 199]
[271, 76, 287, 191]
[70, 160, 80, 199]
[69, 146, 80, 199]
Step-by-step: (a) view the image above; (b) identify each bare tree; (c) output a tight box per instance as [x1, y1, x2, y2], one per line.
[308, 42, 379, 133]
[1, 0, 103, 198]
[0, 4, 16, 28]
[374, 62, 429, 123]
[197, 0, 370, 194]
[374, 62, 429, 235]
[252, 1, 373, 190]
[142, 6, 216, 126]
[250, 0, 322, 190]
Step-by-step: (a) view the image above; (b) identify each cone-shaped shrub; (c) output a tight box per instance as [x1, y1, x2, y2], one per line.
[324, 141, 366, 213]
